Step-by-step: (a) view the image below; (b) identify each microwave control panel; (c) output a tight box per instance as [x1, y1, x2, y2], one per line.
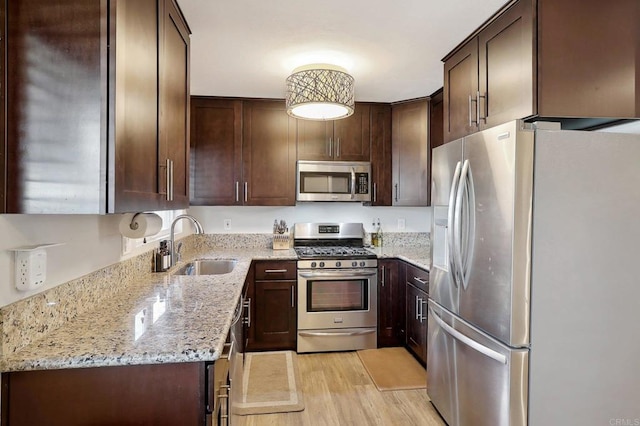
[356, 173, 369, 194]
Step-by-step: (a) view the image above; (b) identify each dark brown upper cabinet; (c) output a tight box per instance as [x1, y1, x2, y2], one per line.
[369, 104, 393, 206]
[392, 99, 430, 207]
[296, 103, 371, 162]
[189, 98, 297, 206]
[242, 100, 297, 206]
[443, 0, 640, 143]
[190, 98, 243, 205]
[2, 0, 190, 213]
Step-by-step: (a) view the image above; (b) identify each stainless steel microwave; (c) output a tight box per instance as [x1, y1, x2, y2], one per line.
[297, 160, 371, 202]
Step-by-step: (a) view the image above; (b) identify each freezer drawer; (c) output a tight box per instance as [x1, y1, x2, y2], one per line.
[427, 301, 528, 426]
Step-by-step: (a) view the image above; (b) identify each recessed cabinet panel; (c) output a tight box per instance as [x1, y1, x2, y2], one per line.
[6, 0, 104, 213]
[392, 99, 430, 206]
[242, 101, 297, 206]
[369, 104, 392, 206]
[479, 0, 533, 129]
[189, 98, 242, 205]
[444, 40, 479, 143]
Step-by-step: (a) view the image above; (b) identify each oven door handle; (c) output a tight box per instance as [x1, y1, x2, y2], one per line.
[299, 330, 376, 337]
[298, 270, 377, 279]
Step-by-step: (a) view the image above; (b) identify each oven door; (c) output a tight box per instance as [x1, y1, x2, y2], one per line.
[297, 269, 378, 330]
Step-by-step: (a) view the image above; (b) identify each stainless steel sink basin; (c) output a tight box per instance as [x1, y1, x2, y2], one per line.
[173, 259, 237, 276]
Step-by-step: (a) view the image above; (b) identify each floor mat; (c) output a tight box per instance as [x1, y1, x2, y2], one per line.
[357, 347, 427, 391]
[233, 350, 305, 415]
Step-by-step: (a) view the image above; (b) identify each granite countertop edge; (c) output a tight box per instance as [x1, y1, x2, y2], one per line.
[1, 246, 429, 373]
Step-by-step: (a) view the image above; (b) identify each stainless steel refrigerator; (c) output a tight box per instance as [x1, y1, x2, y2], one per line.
[428, 120, 640, 426]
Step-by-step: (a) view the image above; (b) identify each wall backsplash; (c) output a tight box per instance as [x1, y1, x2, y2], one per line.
[0, 205, 432, 309]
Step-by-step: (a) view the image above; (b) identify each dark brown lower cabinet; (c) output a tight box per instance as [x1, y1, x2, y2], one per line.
[406, 283, 428, 365]
[404, 262, 429, 365]
[377, 259, 405, 347]
[1, 362, 207, 426]
[246, 260, 297, 351]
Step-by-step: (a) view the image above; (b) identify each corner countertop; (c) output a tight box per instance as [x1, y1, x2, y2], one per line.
[1, 246, 429, 373]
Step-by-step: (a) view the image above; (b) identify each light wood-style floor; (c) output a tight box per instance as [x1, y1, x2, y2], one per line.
[233, 351, 446, 426]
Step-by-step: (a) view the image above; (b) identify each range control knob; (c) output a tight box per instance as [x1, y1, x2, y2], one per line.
[336, 261, 342, 267]
[352, 261, 358, 267]
[319, 262, 325, 268]
[311, 262, 317, 268]
[359, 261, 366, 267]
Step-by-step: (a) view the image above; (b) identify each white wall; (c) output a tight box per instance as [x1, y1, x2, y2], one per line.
[0, 212, 189, 308]
[0, 205, 431, 307]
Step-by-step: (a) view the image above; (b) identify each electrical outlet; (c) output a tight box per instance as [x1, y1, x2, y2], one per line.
[398, 218, 406, 230]
[224, 219, 232, 230]
[15, 249, 47, 291]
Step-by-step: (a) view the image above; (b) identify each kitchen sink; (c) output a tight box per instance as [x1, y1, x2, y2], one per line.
[173, 259, 237, 276]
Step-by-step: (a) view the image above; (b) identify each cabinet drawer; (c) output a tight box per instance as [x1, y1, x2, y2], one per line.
[254, 261, 297, 280]
[405, 263, 429, 293]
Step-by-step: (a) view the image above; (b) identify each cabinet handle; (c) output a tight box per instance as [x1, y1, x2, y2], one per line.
[477, 91, 487, 123]
[336, 138, 340, 157]
[165, 158, 171, 201]
[291, 285, 295, 308]
[327, 137, 332, 157]
[420, 298, 427, 323]
[264, 269, 287, 273]
[413, 276, 428, 285]
[381, 265, 386, 287]
[243, 298, 251, 328]
[415, 296, 420, 321]
[373, 182, 377, 203]
[244, 182, 248, 203]
[235, 181, 239, 203]
[394, 183, 399, 202]
[469, 95, 475, 127]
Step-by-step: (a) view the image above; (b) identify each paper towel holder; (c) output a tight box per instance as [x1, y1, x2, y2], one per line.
[129, 212, 143, 230]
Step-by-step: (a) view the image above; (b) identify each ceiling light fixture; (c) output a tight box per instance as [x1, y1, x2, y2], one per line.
[285, 64, 355, 121]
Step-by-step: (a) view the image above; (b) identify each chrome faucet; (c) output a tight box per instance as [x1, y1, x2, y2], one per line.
[169, 214, 204, 267]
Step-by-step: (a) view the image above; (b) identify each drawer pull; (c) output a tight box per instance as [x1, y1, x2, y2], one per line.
[264, 269, 288, 273]
[413, 276, 428, 285]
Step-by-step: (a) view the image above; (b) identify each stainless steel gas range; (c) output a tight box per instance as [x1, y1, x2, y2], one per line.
[293, 223, 378, 353]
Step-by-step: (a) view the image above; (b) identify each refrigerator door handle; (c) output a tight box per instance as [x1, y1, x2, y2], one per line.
[452, 160, 468, 288]
[447, 161, 463, 287]
[430, 306, 507, 365]
[456, 160, 476, 290]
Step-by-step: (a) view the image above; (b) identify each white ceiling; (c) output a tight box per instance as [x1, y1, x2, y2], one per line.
[177, 0, 508, 103]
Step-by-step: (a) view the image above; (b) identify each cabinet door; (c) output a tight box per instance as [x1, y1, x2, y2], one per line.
[378, 259, 402, 347]
[159, 0, 190, 209]
[478, 0, 533, 130]
[406, 283, 428, 364]
[369, 104, 392, 206]
[296, 120, 334, 160]
[112, 0, 165, 213]
[6, 0, 105, 213]
[253, 280, 297, 350]
[242, 100, 297, 206]
[443, 38, 478, 143]
[429, 88, 444, 150]
[189, 98, 242, 205]
[392, 99, 430, 206]
[2, 363, 206, 425]
[537, 0, 639, 118]
[333, 104, 371, 161]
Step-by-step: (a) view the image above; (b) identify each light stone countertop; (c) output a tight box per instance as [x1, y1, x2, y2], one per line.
[1, 246, 428, 372]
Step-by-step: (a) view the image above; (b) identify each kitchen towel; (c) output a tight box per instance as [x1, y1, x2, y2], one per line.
[119, 213, 163, 239]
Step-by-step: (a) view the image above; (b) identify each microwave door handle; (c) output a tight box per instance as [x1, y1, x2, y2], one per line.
[351, 167, 356, 199]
